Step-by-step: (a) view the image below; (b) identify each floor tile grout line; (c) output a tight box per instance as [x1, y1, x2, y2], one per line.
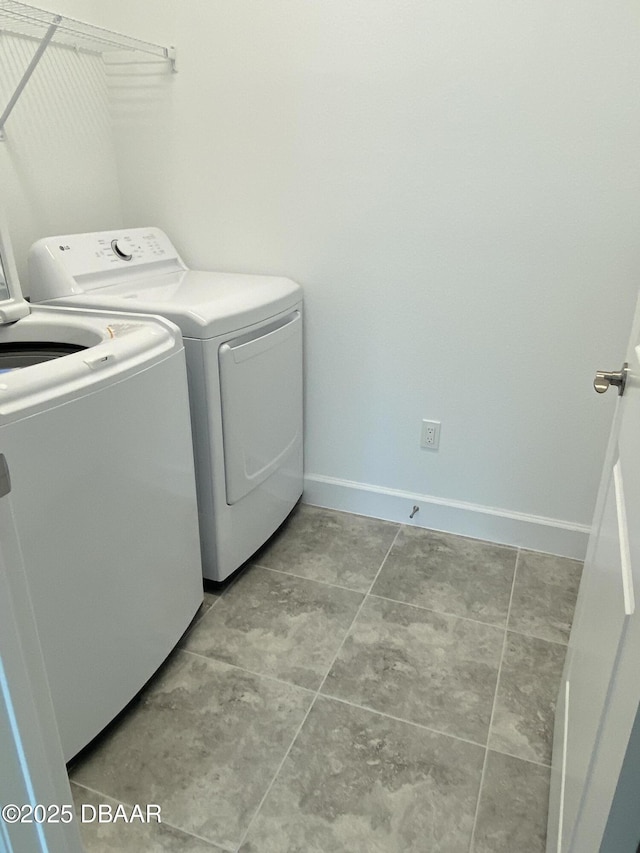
[179, 648, 317, 696]
[206, 594, 222, 613]
[232, 527, 402, 853]
[468, 547, 520, 853]
[69, 781, 235, 852]
[371, 594, 568, 648]
[187, 561, 365, 644]
[316, 527, 403, 697]
[367, 592, 509, 632]
[487, 745, 552, 770]
[231, 687, 317, 852]
[318, 691, 487, 751]
[185, 596, 218, 634]
[249, 561, 368, 595]
[503, 626, 569, 648]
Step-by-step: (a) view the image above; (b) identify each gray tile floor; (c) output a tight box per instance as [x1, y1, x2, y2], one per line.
[69, 504, 582, 853]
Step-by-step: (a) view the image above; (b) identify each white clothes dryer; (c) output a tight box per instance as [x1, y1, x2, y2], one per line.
[0, 226, 202, 761]
[29, 227, 303, 582]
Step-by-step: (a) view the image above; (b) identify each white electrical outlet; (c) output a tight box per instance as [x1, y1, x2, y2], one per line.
[421, 419, 441, 450]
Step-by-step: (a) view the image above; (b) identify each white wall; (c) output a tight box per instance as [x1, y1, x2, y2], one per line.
[5, 0, 640, 556]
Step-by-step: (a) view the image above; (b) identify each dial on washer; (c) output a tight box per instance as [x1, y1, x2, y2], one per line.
[111, 239, 133, 261]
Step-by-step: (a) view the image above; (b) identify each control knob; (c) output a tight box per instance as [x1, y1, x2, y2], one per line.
[111, 239, 133, 261]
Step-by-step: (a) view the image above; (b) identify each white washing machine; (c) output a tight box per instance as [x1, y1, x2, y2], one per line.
[0, 225, 203, 761]
[29, 227, 303, 582]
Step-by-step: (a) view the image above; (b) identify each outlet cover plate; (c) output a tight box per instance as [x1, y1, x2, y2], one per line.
[421, 419, 440, 450]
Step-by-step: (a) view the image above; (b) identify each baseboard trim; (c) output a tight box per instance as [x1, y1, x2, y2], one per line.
[303, 474, 589, 560]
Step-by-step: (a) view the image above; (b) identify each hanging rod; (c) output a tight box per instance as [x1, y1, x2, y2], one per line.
[0, 0, 176, 139]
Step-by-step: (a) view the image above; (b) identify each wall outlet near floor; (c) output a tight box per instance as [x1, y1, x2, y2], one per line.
[420, 419, 441, 450]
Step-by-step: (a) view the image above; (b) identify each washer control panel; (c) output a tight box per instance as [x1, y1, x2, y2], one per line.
[44, 227, 182, 277]
[28, 227, 187, 300]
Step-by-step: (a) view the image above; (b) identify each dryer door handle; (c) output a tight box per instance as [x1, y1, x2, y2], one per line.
[222, 311, 301, 364]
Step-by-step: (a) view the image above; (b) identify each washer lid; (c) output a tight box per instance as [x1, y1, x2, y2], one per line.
[52, 269, 303, 339]
[0, 306, 183, 423]
[0, 224, 30, 325]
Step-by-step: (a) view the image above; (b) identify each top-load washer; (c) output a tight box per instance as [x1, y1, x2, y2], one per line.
[29, 227, 303, 582]
[0, 224, 203, 760]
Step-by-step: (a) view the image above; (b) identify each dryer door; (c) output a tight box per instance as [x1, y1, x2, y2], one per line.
[219, 309, 302, 505]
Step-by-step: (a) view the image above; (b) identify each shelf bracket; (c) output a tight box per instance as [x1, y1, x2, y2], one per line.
[167, 45, 177, 73]
[0, 15, 61, 140]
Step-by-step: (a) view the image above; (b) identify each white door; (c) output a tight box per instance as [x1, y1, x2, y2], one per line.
[0, 454, 84, 853]
[547, 294, 640, 852]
